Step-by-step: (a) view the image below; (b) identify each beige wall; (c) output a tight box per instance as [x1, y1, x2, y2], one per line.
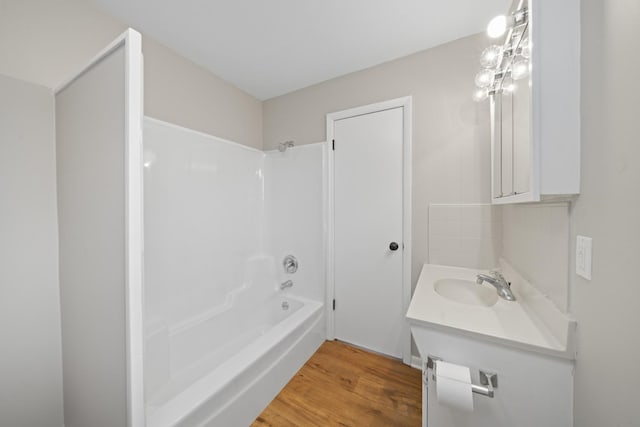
[5, 1, 639, 425]
[502, 203, 570, 313]
[143, 37, 262, 148]
[0, 74, 63, 427]
[500, 1, 640, 425]
[0, 0, 262, 149]
[572, 1, 640, 425]
[0, 2, 260, 424]
[263, 33, 492, 287]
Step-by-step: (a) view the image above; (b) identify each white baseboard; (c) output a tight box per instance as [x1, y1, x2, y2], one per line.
[410, 355, 422, 370]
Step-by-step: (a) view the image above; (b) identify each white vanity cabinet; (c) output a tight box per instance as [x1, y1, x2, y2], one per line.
[490, 0, 580, 204]
[412, 327, 574, 427]
[406, 263, 576, 427]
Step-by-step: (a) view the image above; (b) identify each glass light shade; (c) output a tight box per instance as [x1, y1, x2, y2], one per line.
[473, 87, 489, 102]
[480, 45, 502, 68]
[487, 15, 508, 38]
[474, 69, 494, 88]
[511, 59, 530, 80]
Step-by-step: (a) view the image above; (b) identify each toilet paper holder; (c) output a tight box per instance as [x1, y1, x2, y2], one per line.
[426, 355, 498, 398]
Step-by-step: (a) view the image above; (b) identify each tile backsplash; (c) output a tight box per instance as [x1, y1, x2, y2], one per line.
[428, 204, 502, 270]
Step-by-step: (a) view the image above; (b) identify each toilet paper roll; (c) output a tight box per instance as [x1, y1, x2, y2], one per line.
[435, 360, 474, 412]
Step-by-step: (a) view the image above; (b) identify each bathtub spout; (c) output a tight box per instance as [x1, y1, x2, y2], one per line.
[280, 280, 293, 290]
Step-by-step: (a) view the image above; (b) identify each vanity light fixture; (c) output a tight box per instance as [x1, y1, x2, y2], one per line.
[480, 45, 502, 69]
[474, 69, 495, 88]
[487, 8, 528, 38]
[492, 69, 510, 81]
[487, 15, 510, 38]
[473, 6, 529, 102]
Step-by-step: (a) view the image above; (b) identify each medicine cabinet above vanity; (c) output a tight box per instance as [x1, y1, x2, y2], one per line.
[474, 0, 581, 204]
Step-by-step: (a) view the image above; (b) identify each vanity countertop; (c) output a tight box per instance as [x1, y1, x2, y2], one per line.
[406, 262, 576, 360]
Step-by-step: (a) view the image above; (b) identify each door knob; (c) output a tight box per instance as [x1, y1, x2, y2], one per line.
[389, 242, 399, 251]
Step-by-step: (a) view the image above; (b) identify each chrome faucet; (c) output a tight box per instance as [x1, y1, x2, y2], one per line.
[280, 280, 293, 290]
[476, 271, 516, 301]
[283, 255, 298, 274]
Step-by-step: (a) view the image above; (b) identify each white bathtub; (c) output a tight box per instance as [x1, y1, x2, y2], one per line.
[145, 292, 324, 427]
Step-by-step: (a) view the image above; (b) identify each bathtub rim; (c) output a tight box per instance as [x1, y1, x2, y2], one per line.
[146, 294, 323, 427]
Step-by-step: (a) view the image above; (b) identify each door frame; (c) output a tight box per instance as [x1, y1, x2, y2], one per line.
[55, 29, 144, 426]
[325, 96, 412, 364]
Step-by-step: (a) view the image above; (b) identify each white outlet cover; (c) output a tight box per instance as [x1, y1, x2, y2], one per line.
[576, 235, 593, 280]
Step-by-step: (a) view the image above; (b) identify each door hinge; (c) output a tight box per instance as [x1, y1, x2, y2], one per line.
[333, 299, 336, 310]
[332, 139, 335, 151]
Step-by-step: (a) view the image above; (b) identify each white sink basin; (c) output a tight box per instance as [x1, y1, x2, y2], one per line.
[434, 278, 499, 307]
[406, 263, 577, 360]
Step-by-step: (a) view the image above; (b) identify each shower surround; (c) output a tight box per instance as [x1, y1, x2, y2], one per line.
[143, 118, 326, 426]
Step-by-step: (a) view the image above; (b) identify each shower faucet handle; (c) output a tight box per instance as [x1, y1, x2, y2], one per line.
[283, 255, 298, 274]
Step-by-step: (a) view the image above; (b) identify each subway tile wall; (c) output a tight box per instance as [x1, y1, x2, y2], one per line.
[428, 204, 502, 270]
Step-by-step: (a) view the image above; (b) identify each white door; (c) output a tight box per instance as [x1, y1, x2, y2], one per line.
[333, 107, 404, 358]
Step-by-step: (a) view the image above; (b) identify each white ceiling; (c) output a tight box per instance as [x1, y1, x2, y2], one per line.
[89, 0, 510, 100]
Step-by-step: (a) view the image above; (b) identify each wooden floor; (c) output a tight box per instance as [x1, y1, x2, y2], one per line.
[252, 340, 422, 427]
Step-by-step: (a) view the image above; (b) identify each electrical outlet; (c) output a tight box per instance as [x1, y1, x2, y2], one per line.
[576, 235, 592, 280]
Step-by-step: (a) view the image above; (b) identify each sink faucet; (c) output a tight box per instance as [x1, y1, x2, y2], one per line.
[280, 280, 293, 290]
[476, 271, 516, 301]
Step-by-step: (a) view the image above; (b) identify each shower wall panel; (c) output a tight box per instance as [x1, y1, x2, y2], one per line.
[263, 143, 326, 303]
[143, 118, 265, 328]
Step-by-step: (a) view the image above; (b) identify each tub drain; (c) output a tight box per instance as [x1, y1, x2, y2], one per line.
[281, 301, 290, 310]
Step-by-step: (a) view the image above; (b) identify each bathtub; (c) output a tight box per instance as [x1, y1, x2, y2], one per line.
[144, 292, 324, 427]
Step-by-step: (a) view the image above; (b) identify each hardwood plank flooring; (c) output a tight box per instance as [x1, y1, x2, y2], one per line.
[252, 340, 422, 427]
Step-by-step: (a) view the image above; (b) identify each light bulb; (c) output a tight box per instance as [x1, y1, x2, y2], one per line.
[480, 45, 502, 69]
[474, 69, 494, 88]
[473, 87, 489, 102]
[511, 59, 530, 80]
[487, 15, 508, 38]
